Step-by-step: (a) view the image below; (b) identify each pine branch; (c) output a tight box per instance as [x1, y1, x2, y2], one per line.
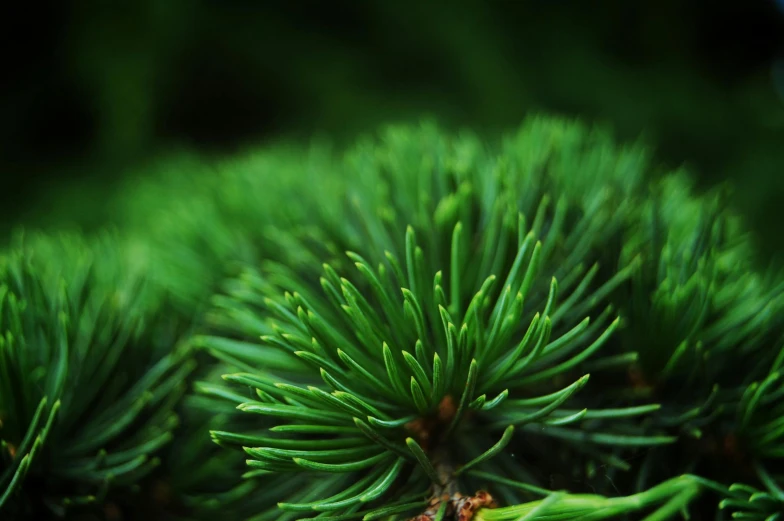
[0, 232, 193, 517]
[192, 120, 687, 520]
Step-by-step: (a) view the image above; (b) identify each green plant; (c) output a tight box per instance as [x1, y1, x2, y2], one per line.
[188, 120, 767, 520]
[0, 232, 192, 518]
[113, 145, 346, 316]
[2, 118, 783, 521]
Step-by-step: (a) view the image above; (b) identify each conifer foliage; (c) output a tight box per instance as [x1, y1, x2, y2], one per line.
[1, 118, 783, 521]
[0, 233, 192, 517]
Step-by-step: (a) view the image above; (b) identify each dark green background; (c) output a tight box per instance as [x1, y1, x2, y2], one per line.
[2, 1, 783, 259]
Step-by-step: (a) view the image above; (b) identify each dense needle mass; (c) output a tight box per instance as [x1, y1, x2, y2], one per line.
[194, 121, 715, 520]
[1, 119, 783, 521]
[0, 232, 192, 517]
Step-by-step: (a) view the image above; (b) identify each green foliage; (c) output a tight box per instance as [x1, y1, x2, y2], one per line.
[189, 120, 702, 520]
[620, 174, 782, 385]
[474, 475, 703, 521]
[1, 117, 784, 521]
[733, 347, 784, 472]
[717, 479, 784, 521]
[0, 232, 192, 518]
[605, 172, 784, 493]
[113, 145, 346, 316]
[160, 365, 281, 521]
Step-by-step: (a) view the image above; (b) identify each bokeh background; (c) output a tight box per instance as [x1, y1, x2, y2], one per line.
[3, 0, 784, 259]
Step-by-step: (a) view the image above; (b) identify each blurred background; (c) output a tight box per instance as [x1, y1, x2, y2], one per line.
[2, 0, 784, 259]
